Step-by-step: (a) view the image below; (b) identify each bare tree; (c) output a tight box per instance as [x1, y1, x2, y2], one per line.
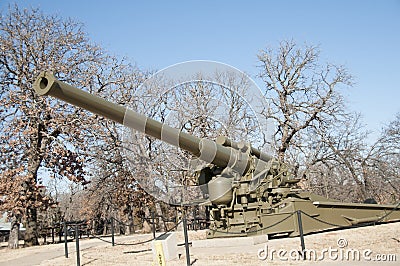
[304, 113, 371, 201]
[367, 113, 400, 202]
[301, 111, 400, 203]
[257, 40, 353, 165]
[0, 5, 128, 247]
[141, 72, 262, 200]
[78, 66, 156, 234]
[254, 40, 400, 202]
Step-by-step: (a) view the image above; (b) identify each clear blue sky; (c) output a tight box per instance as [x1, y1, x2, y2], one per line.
[2, 0, 400, 140]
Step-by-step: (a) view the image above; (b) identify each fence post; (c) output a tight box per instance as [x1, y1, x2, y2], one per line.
[131, 216, 135, 234]
[59, 224, 62, 243]
[63, 221, 68, 258]
[193, 208, 197, 231]
[75, 224, 80, 266]
[296, 210, 306, 260]
[152, 211, 156, 239]
[182, 211, 191, 266]
[111, 217, 115, 246]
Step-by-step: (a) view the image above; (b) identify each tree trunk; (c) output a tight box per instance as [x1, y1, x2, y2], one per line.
[155, 202, 164, 231]
[142, 207, 152, 233]
[23, 120, 46, 247]
[8, 217, 20, 249]
[91, 220, 96, 235]
[24, 206, 39, 246]
[142, 220, 152, 233]
[102, 222, 107, 235]
[125, 211, 133, 235]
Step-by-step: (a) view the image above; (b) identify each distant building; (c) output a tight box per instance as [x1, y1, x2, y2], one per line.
[0, 212, 26, 232]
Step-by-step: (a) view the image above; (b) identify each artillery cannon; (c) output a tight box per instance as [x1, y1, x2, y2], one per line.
[33, 71, 400, 238]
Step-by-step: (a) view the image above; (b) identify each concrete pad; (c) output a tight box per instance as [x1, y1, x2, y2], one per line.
[192, 234, 268, 248]
[151, 232, 178, 262]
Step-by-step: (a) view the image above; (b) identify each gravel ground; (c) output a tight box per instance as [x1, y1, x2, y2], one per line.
[0, 222, 399, 266]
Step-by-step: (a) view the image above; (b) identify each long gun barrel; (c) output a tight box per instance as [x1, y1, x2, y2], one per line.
[33, 71, 257, 174]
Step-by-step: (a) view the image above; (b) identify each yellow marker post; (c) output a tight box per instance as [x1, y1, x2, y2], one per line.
[154, 241, 166, 266]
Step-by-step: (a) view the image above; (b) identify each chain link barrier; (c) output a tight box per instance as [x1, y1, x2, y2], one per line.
[40, 201, 400, 246]
[87, 219, 182, 246]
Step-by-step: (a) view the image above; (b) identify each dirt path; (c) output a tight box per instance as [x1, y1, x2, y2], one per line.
[0, 238, 106, 266]
[0, 234, 153, 266]
[1, 222, 399, 265]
